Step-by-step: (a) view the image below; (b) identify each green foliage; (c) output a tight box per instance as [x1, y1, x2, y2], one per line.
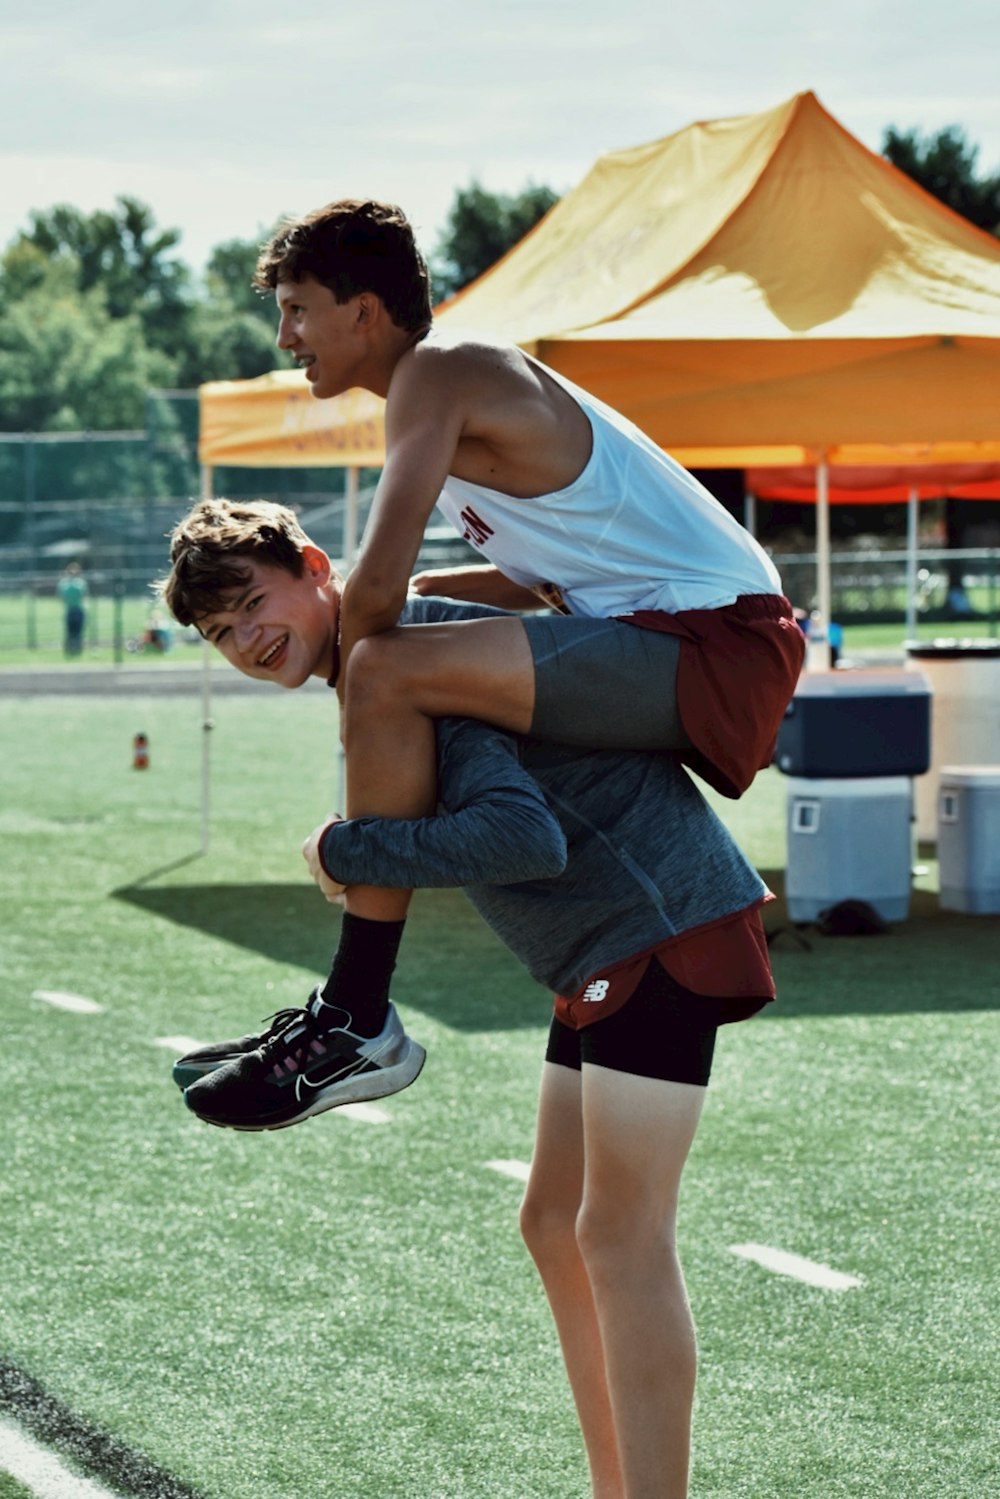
[0, 204, 292, 430]
[181, 229, 293, 385]
[175, 301, 281, 387]
[0, 273, 174, 432]
[0, 1473, 35, 1499]
[882, 124, 1000, 233]
[19, 195, 194, 354]
[204, 233, 277, 318]
[430, 179, 559, 301]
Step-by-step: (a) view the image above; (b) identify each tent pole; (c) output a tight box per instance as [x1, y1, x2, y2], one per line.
[905, 485, 919, 641]
[804, 455, 833, 672]
[344, 466, 360, 568]
[199, 464, 215, 855]
[816, 454, 832, 629]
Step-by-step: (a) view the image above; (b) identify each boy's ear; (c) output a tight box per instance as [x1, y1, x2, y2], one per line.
[355, 292, 380, 328]
[302, 544, 332, 582]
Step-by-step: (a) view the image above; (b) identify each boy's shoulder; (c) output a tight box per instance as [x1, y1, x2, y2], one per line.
[392, 330, 526, 391]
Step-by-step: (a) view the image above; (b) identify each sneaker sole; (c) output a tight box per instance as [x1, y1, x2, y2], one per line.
[186, 1038, 427, 1132]
[173, 1058, 236, 1090]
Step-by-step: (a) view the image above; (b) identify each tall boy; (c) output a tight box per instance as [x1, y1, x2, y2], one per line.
[247, 198, 802, 1038]
[164, 498, 775, 1498]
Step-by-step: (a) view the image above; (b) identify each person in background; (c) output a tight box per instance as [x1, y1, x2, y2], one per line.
[57, 561, 88, 657]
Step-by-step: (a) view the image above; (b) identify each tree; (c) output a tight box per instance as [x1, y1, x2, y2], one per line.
[15, 196, 194, 355]
[0, 271, 174, 433]
[204, 232, 280, 320]
[882, 124, 1000, 234]
[174, 303, 282, 387]
[175, 229, 289, 385]
[881, 123, 1000, 608]
[430, 180, 559, 301]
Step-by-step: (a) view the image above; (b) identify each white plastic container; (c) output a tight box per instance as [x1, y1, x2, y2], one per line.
[906, 642, 1000, 841]
[785, 776, 913, 923]
[937, 765, 1000, 914]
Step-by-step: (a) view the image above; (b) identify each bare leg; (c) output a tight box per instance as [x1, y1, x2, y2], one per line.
[520, 1063, 623, 1499]
[577, 1067, 706, 1499]
[342, 616, 536, 818]
[338, 616, 536, 922]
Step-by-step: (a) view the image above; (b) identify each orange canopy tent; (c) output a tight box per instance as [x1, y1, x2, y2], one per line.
[198, 90, 1000, 624]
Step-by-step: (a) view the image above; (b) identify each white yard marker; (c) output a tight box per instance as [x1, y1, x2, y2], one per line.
[729, 1242, 863, 1291]
[486, 1159, 532, 1182]
[337, 1102, 392, 1124]
[151, 1035, 204, 1053]
[0, 1414, 122, 1499]
[31, 989, 103, 1015]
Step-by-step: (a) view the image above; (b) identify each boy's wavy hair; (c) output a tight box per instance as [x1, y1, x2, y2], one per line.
[254, 199, 432, 332]
[159, 499, 311, 626]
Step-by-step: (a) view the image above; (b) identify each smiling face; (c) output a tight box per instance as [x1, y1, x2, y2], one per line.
[198, 547, 341, 688]
[275, 276, 371, 401]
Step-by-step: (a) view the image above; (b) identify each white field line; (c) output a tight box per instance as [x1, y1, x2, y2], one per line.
[0, 1415, 120, 1499]
[151, 1035, 204, 1053]
[337, 1102, 392, 1123]
[729, 1242, 863, 1290]
[31, 990, 103, 1015]
[486, 1159, 532, 1182]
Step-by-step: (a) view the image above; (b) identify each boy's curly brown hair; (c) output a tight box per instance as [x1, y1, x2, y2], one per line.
[254, 199, 432, 333]
[159, 499, 312, 625]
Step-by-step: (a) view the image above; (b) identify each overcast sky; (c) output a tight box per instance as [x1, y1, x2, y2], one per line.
[2, 0, 998, 274]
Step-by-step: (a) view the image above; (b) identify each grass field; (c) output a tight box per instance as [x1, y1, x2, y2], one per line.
[1, 684, 997, 1498]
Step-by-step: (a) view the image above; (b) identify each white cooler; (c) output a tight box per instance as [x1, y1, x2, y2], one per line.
[785, 776, 913, 923]
[906, 642, 1000, 841]
[937, 765, 1000, 914]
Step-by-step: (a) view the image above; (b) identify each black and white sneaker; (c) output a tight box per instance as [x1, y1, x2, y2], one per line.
[172, 1008, 308, 1091]
[182, 992, 426, 1131]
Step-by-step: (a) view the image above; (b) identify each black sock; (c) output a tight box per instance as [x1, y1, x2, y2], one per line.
[319, 913, 406, 1036]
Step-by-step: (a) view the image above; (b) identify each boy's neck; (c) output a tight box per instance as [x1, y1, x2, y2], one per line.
[366, 321, 432, 397]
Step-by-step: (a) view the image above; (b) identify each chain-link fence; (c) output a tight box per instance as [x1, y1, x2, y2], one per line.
[1, 393, 997, 660]
[777, 547, 1000, 626]
[0, 392, 478, 660]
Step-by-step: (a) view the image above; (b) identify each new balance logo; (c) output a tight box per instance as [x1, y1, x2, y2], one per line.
[460, 506, 494, 546]
[582, 980, 610, 1003]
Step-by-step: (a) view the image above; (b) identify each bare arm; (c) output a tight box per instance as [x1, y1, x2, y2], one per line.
[409, 564, 544, 611]
[316, 718, 567, 889]
[337, 349, 469, 692]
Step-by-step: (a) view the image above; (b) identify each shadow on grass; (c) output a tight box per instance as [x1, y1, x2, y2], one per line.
[114, 873, 1000, 1028]
[759, 871, 1000, 1019]
[113, 881, 545, 1031]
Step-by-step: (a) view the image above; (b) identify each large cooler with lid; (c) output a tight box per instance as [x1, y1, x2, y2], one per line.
[775, 669, 931, 780]
[784, 776, 914, 923]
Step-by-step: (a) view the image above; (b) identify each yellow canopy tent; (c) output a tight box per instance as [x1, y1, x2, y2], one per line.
[435, 89, 1000, 464]
[198, 89, 1000, 626]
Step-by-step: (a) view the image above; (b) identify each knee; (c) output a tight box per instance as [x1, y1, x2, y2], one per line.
[576, 1196, 676, 1284]
[343, 633, 411, 716]
[519, 1189, 579, 1270]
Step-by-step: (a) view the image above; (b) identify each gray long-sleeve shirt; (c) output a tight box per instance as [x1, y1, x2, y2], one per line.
[322, 597, 768, 996]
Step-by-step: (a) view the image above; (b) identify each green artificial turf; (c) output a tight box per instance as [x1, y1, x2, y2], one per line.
[0, 1473, 36, 1499]
[0, 689, 997, 1498]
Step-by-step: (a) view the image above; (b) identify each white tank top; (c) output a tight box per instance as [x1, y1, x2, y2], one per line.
[436, 358, 782, 616]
